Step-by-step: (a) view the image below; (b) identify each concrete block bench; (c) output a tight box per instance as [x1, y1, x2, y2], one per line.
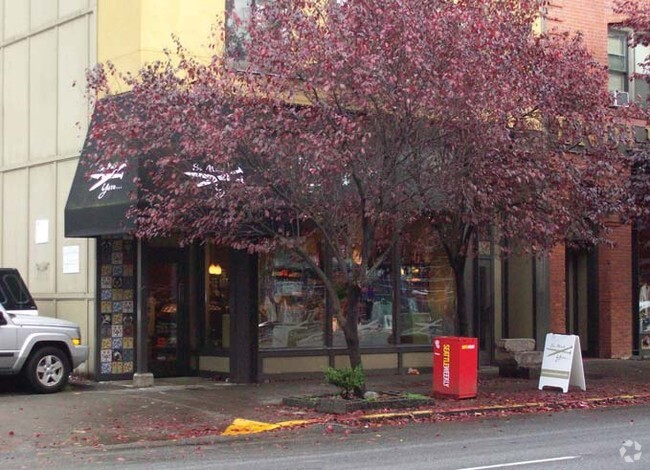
[495, 338, 542, 379]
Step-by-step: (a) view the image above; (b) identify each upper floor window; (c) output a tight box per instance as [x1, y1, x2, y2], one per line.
[227, 0, 266, 61]
[608, 28, 649, 106]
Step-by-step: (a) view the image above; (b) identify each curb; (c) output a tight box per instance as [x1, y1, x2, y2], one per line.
[217, 392, 650, 436]
[52, 392, 650, 453]
[355, 393, 650, 422]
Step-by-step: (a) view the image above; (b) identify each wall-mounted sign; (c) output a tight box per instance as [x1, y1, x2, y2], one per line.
[184, 163, 243, 194]
[35, 219, 49, 244]
[538, 333, 586, 393]
[89, 163, 127, 200]
[62, 245, 80, 274]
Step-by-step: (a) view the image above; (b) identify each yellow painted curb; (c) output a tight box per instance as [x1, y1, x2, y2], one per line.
[360, 402, 543, 421]
[221, 393, 650, 435]
[221, 418, 316, 436]
[358, 394, 650, 422]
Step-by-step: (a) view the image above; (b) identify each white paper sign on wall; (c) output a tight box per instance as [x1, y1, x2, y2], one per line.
[35, 219, 49, 244]
[62, 245, 80, 274]
[538, 333, 586, 393]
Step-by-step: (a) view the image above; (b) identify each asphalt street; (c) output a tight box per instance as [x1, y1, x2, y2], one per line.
[3, 403, 648, 469]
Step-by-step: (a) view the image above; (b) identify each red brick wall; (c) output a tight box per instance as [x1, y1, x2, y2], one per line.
[549, 244, 567, 334]
[546, 2, 635, 358]
[546, 0, 608, 63]
[598, 224, 633, 358]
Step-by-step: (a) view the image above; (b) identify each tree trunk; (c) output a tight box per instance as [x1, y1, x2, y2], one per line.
[452, 258, 470, 337]
[340, 283, 366, 397]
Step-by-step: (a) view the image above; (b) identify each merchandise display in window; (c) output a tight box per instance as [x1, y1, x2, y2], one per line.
[399, 227, 456, 343]
[259, 242, 325, 348]
[257, 228, 455, 350]
[332, 265, 394, 348]
[637, 224, 650, 353]
[399, 264, 454, 344]
[147, 256, 181, 373]
[206, 246, 230, 350]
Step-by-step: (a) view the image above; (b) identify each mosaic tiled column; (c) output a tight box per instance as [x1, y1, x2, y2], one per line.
[98, 237, 136, 378]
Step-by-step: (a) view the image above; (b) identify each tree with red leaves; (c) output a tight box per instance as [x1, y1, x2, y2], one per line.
[617, 1, 650, 47]
[88, 0, 628, 392]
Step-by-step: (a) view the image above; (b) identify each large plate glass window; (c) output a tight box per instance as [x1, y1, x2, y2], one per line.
[400, 225, 455, 344]
[258, 237, 326, 349]
[205, 246, 231, 350]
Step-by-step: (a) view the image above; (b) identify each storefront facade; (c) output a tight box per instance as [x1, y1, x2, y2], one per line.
[94, 236, 524, 381]
[68, 230, 488, 381]
[63, 99, 619, 382]
[2, 0, 644, 387]
[65, 121, 512, 381]
[55, 0, 644, 384]
[63, 101, 499, 381]
[64, 110, 646, 381]
[71, 129, 599, 382]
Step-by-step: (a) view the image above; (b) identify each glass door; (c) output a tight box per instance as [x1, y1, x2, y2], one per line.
[146, 248, 188, 377]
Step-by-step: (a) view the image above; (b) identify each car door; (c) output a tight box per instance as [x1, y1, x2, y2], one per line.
[0, 309, 18, 370]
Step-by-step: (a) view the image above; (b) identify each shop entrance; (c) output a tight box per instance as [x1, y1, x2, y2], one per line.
[566, 247, 598, 356]
[146, 247, 189, 377]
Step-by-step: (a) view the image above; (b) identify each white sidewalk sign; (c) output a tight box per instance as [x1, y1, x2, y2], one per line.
[538, 333, 586, 393]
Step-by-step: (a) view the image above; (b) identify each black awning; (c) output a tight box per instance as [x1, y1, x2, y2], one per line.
[64, 104, 137, 238]
[65, 94, 247, 238]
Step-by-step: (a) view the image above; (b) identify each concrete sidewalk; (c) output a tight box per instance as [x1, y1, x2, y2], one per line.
[0, 359, 648, 452]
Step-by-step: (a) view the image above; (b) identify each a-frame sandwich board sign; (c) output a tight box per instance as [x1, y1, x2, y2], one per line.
[538, 333, 586, 393]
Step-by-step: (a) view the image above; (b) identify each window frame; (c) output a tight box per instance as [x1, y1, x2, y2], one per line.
[225, 0, 262, 64]
[608, 27, 649, 106]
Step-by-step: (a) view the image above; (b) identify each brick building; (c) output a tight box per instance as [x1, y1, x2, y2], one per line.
[542, 0, 649, 358]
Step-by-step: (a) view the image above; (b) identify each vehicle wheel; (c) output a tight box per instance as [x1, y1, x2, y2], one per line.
[24, 347, 70, 394]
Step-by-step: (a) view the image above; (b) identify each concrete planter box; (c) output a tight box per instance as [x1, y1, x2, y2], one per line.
[495, 338, 542, 379]
[283, 392, 434, 414]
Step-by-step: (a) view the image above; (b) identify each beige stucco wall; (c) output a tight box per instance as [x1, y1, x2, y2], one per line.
[0, 0, 225, 378]
[335, 354, 399, 370]
[0, 0, 97, 375]
[97, 0, 222, 86]
[402, 352, 433, 369]
[263, 356, 330, 374]
[199, 355, 229, 373]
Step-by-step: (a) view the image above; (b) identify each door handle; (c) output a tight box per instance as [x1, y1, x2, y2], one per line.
[178, 282, 185, 306]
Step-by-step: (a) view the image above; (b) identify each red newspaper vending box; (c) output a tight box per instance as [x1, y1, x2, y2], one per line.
[433, 336, 478, 399]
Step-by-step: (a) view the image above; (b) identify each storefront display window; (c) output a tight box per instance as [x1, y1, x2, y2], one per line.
[638, 224, 650, 353]
[147, 252, 181, 374]
[332, 265, 394, 348]
[399, 228, 455, 344]
[206, 246, 231, 350]
[258, 239, 326, 348]
[256, 228, 455, 351]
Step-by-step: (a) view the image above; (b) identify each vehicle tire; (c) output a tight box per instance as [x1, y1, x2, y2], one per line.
[24, 346, 70, 394]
